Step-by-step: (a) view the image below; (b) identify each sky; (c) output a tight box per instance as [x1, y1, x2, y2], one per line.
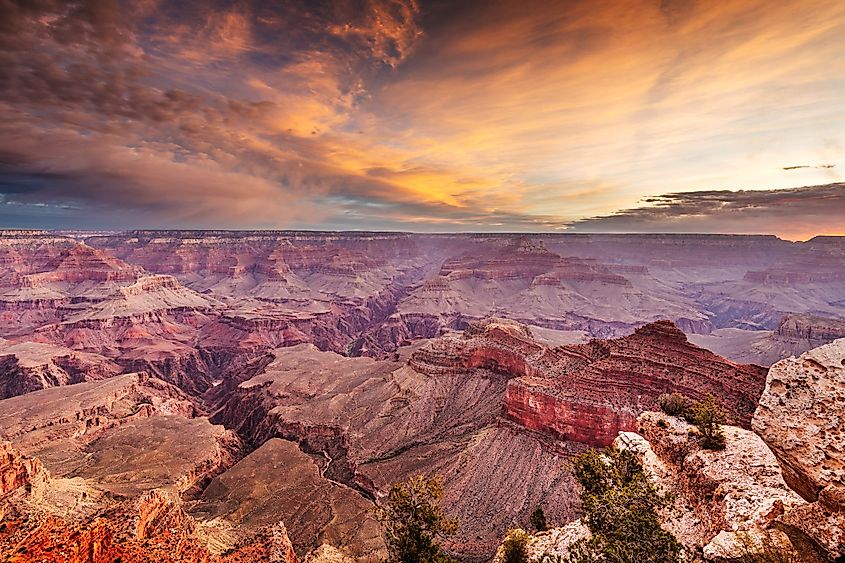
[0, 0, 844, 239]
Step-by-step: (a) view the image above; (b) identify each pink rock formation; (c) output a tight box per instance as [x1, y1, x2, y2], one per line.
[464, 320, 768, 446]
[618, 412, 806, 558]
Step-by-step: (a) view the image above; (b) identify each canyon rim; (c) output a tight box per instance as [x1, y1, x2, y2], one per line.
[1, 0, 845, 561]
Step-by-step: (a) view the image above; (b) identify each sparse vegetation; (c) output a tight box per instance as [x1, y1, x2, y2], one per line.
[531, 505, 548, 532]
[686, 394, 727, 450]
[567, 447, 684, 563]
[502, 528, 530, 563]
[658, 393, 688, 417]
[374, 474, 459, 563]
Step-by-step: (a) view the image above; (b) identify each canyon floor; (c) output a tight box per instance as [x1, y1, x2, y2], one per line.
[0, 231, 844, 561]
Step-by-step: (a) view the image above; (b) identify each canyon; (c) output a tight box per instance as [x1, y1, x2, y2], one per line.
[0, 231, 843, 561]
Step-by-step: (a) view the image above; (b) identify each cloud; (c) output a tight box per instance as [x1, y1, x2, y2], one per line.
[568, 183, 845, 240]
[0, 0, 430, 228]
[783, 164, 836, 170]
[0, 0, 844, 231]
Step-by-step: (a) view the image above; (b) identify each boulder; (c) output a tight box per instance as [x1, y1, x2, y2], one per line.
[753, 338, 845, 559]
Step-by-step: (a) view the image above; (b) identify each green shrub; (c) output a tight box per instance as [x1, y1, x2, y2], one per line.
[568, 448, 684, 563]
[374, 474, 459, 563]
[686, 395, 727, 451]
[531, 505, 548, 532]
[658, 393, 688, 417]
[502, 528, 530, 563]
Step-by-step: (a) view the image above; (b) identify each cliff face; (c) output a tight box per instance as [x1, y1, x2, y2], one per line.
[0, 441, 49, 497]
[0, 396, 299, 563]
[501, 320, 767, 446]
[0, 341, 121, 399]
[753, 338, 845, 559]
[616, 413, 807, 559]
[774, 314, 845, 343]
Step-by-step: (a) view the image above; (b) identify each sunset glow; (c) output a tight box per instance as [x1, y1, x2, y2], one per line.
[1, 0, 844, 236]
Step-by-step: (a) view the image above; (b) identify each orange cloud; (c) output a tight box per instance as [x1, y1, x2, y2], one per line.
[1, 0, 844, 232]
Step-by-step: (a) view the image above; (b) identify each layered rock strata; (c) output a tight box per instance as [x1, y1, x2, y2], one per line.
[496, 320, 767, 446]
[0, 444, 299, 563]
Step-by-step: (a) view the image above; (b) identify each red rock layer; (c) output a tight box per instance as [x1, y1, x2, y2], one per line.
[415, 318, 766, 448]
[0, 441, 48, 496]
[502, 320, 768, 446]
[0, 444, 298, 563]
[1, 498, 298, 563]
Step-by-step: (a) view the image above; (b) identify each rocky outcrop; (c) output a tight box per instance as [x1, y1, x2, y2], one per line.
[617, 412, 806, 559]
[775, 314, 845, 344]
[135, 489, 193, 540]
[0, 341, 121, 399]
[0, 413, 293, 562]
[0, 475, 299, 563]
[502, 320, 767, 446]
[408, 318, 545, 377]
[0, 441, 49, 497]
[752, 338, 845, 559]
[492, 521, 590, 563]
[753, 339, 845, 501]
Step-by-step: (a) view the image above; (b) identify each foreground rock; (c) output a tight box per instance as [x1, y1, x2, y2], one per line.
[492, 521, 590, 563]
[617, 412, 807, 560]
[753, 338, 845, 560]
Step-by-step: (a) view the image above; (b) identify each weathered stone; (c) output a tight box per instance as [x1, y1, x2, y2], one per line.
[492, 521, 590, 563]
[753, 338, 845, 559]
[616, 412, 805, 559]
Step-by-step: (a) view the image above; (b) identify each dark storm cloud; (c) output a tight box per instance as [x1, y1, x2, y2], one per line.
[0, 0, 429, 227]
[568, 183, 845, 239]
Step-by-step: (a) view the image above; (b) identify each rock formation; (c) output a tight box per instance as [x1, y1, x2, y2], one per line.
[492, 521, 589, 563]
[0, 383, 300, 562]
[617, 413, 806, 560]
[753, 338, 845, 560]
[502, 320, 767, 446]
[0, 340, 121, 399]
[0, 231, 843, 561]
[0, 444, 299, 562]
[690, 314, 845, 367]
[0, 441, 49, 497]
[511, 329, 845, 563]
